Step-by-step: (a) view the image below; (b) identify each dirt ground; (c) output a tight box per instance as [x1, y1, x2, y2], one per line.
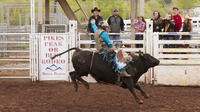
[0, 80, 199, 112]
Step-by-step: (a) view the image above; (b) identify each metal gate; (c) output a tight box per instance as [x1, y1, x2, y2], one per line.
[0, 21, 77, 81]
[0, 33, 37, 80]
[152, 32, 200, 86]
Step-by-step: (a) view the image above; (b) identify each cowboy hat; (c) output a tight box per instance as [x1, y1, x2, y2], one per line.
[184, 15, 192, 20]
[91, 7, 101, 13]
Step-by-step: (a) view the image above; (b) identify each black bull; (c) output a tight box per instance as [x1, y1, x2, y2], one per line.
[51, 48, 160, 104]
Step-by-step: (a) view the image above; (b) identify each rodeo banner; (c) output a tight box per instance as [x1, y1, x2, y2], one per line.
[40, 34, 68, 80]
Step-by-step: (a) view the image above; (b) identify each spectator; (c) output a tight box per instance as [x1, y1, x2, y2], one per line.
[132, 16, 146, 48]
[152, 11, 164, 32]
[181, 15, 192, 48]
[182, 15, 192, 40]
[107, 8, 125, 40]
[163, 13, 175, 32]
[163, 13, 175, 48]
[172, 7, 182, 32]
[87, 7, 103, 48]
[172, 7, 182, 46]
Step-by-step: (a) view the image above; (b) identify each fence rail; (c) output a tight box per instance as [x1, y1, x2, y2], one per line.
[0, 33, 37, 80]
[1, 22, 200, 85]
[153, 32, 200, 86]
[78, 32, 146, 53]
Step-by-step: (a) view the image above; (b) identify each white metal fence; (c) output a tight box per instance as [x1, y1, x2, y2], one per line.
[1, 20, 200, 86]
[0, 21, 77, 81]
[0, 33, 73, 81]
[77, 31, 200, 85]
[0, 33, 37, 80]
[78, 32, 146, 52]
[152, 32, 200, 86]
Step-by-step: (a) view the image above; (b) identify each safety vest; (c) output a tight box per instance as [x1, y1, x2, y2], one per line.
[94, 29, 108, 51]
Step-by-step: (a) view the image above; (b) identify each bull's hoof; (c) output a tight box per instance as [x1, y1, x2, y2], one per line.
[74, 85, 78, 92]
[136, 99, 143, 104]
[75, 88, 78, 92]
[144, 94, 150, 99]
[85, 83, 90, 89]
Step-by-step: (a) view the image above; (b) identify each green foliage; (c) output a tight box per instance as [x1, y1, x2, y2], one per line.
[144, 0, 200, 19]
[54, 0, 200, 21]
[95, 0, 130, 20]
[144, 0, 171, 18]
[68, 0, 130, 22]
[0, 0, 200, 25]
[0, 0, 30, 25]
[164, 0, 172, 4]
[173, 0, 198, 9]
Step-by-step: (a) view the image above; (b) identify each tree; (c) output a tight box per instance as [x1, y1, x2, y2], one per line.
[1, 0, 200, 24]
[173, 0, 199, 9]
[164, 0, 172, 4]
[144, 0, 170, 18]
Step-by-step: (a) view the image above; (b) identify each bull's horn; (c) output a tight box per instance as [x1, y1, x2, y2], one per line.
[139, 50, 143, 56]
[130, 52, 134, 55]
[130, 52, 137, 56]
[130, 52, 139, 56]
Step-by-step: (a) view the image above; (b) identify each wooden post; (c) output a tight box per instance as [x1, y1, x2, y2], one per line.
[74, 0, 89, 21]
[57, 0, 79, 23]
[38, 0, 43, 32]
[54, 0, 57, 13]
[139, 0, 145, 16]
[130, 0, 136, 40]
[45, 0, 50, 24]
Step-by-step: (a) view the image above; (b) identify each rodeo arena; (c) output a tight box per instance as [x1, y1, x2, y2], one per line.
[1, 0, 200, 111]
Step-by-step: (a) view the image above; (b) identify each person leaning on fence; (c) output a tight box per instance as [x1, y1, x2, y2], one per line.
[181, 15, 193, 48]
[90, 19, 132, 77]
[107, 8, 125, 41]
[163, 13, 175, 32]
[151, 11, 164, 32]
[163, 13, 175, 48]
[132, 16, 146, 48]
[151, 11, 164, 40]
[87, 7, 103, 48]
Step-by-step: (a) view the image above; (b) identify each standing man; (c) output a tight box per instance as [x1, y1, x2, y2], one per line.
[87, 7, 103, 48]
[107, 8, 125, 41]
[172, 7, 182, 37]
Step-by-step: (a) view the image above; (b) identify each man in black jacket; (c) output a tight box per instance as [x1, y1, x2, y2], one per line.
[87, 7, 103, 48]
[107, 8, 125, 41]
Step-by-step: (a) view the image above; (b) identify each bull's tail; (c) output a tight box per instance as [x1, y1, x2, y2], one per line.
[51, 47, 81, 60]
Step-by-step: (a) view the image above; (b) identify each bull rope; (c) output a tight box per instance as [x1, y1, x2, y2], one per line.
[89, 51, 95, 72]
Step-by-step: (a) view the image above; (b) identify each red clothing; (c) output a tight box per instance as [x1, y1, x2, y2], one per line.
[173, 14, 182, 31]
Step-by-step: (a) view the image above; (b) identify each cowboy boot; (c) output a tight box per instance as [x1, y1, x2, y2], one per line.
[118, 69, 131, 77]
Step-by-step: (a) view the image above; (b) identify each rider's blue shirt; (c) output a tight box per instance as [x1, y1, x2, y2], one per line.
[91, 22, 113, 48]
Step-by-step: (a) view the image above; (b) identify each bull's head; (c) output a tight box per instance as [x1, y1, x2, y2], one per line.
[127, 51, 159, 80]
[138, 51, 160, 68]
